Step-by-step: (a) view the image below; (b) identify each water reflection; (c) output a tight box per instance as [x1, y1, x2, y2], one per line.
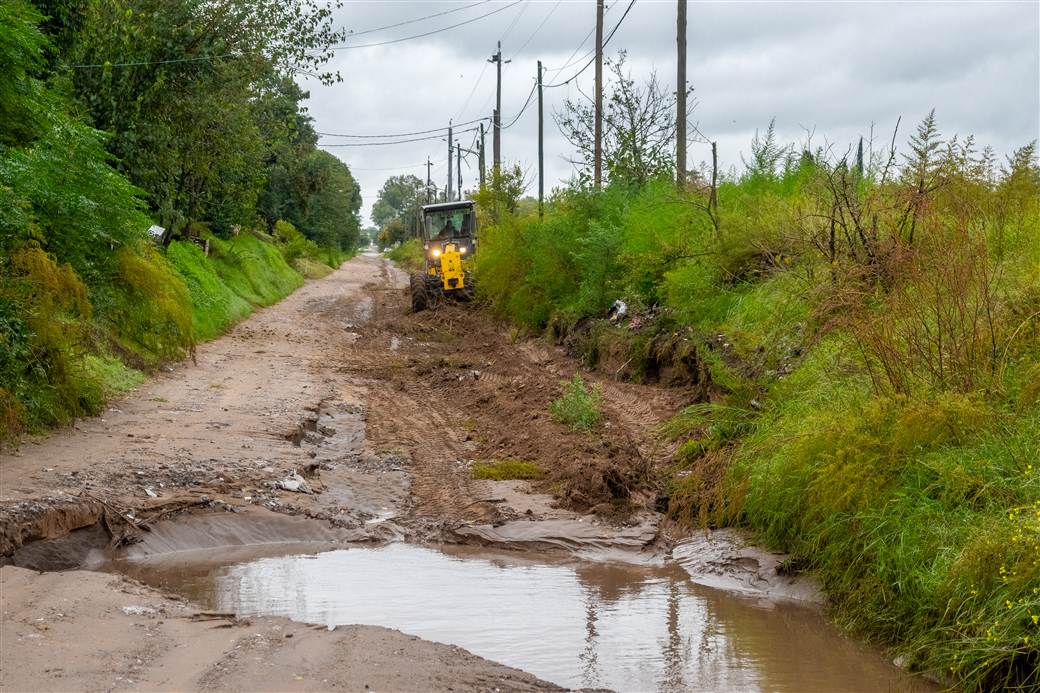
[115, 543, 930, 692]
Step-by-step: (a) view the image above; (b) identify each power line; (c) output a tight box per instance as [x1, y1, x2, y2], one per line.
[317, 116, 489, 139]
[319, 127, 479, 147]
[452, 61, 490, 122]
[327, 0, 523, 50]
[72, 53, 238, 69]
[346, 1, 490, 38]
[501, 81, 538, 130]
[513, 0, 562, 56]
[76, 1, 521, 68]
[347, 158, 448, 172]
[545, 0, 635, 88]
[543, 2, 612, 78]
[500, 1, 530, 43]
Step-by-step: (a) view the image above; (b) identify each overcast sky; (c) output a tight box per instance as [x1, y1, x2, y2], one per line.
[297, 0, 1040, 226]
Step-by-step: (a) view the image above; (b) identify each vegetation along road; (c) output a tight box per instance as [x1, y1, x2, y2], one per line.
[1, 0, 1038, 692]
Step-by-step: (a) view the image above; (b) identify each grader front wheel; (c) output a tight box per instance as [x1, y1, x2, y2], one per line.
[409, 273, 430, 312]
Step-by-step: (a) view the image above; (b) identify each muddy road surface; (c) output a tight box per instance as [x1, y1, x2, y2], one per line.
[1, 254, 933, 691]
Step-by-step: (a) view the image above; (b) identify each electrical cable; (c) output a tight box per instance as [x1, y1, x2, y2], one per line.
[317, 116, 489, 139]
[500, 81, 537, 130]
[499, 1, 530, 43]
[326, 0, 523, 50]
[513, 0, 562, 56]
[346, 158, 448, 172]
[346, 1, 490, 38]
[319, 127, 478, 147]
[542, 2, 611, 78]
[75, 1, 521, 67]
[452, 61, 490, 122]
[72, 52, 238, 69]
[544, 0, 635, 88]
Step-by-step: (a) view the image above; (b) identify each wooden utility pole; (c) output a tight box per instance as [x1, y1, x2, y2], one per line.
[537, 60, 544, 216]
[447, 121, 453, 201]
[456, 143, 462, 199]
[488, 42, 509, 174]
[676, 0, 687, 188]
[426, 157, 432, 203]
[478, 122, 486, 187]
[593, 0, 604, 188]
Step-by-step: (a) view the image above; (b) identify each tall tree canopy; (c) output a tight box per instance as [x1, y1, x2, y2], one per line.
[25, 0, 360, 248]
[372, 175, 425, 248]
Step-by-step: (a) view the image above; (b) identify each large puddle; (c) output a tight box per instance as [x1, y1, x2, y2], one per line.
[112, 542, 932, 692]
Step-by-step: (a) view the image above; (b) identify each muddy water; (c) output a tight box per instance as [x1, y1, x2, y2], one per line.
[113, 543, 930, 692]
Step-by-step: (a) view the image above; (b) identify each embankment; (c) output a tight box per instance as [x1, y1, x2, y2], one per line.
[470, 158, 1040, 691]
[1, 228, 345, 443]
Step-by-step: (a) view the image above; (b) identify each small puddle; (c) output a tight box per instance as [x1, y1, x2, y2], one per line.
[111, 542, 932, 692]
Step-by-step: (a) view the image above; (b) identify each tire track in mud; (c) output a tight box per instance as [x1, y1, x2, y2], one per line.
[347, 269, 692, 522]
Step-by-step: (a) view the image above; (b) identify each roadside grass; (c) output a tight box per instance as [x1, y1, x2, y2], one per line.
[550, 375, 602, 431]
[727, 382, 1040, 690]
[2, 225, 320, 441]
[471, 120, 1040, 689]
[207, 233, 303, 306]
[80, 354, 145, 398]
[385, 237, 425, 272]
[471, 460, 544, 480]
[293, 257, 335, 279]
[166, 240, 252, 341]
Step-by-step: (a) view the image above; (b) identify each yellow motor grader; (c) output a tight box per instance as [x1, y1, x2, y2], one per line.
[409, 200, 476, 311]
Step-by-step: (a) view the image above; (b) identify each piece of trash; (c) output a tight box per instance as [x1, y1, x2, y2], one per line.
[278, 472, 312, 494]
[144, 487, 158, 498]
[607, 299, 628, 323]
[121, 606, 157, 616]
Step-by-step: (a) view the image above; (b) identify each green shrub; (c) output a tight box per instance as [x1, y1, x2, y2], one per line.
[550, 375, 603, 431]
[471, 460, 544, 480]
[273, 219, 321, 265]
[384, 237, 425, 272]
[471, 119, 1040, 689]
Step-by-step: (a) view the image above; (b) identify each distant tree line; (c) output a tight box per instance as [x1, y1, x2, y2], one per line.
[28, 0, 362, 250]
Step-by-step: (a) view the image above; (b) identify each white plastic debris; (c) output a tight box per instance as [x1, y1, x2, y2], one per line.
[608, 299, 628, 323]
[278, 471, 312, 494]
[121, 606, 157, 616]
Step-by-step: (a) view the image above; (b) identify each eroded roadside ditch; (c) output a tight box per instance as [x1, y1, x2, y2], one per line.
[1, 254, 935, 692]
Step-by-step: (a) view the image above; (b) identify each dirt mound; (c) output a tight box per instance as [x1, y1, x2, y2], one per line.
[349, 287, 691, 521]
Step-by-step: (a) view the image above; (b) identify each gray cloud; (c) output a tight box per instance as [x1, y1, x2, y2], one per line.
[301, 0, 1039, 225]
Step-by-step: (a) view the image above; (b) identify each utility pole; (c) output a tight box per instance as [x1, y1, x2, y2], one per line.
[478, 122, 486, 187]
[594, 0, 604, 189]
[456, 143, 462, 200]
[426, 157, 432, 203]
[491, 109, 499, 175]
[488, 42, 509, 174]
[537, 60, 544, 216]
[447, 120, 453, 201]
[676, 0, 687, 188]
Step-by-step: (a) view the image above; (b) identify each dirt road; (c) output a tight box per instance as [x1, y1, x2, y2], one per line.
[1, 253, 692, 690]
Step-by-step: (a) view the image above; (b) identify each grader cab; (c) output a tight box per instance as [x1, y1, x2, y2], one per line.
[409, 200, 476, 311]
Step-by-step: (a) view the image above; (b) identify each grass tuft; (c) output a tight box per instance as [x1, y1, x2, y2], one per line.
[471, 460, 544, 480]
[550, 375, 602, 431]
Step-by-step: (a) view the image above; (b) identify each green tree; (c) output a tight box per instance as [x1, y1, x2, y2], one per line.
[372, 174, 425, 247]
[41, 0, 346, 237]
[556, 52, 686, 187]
